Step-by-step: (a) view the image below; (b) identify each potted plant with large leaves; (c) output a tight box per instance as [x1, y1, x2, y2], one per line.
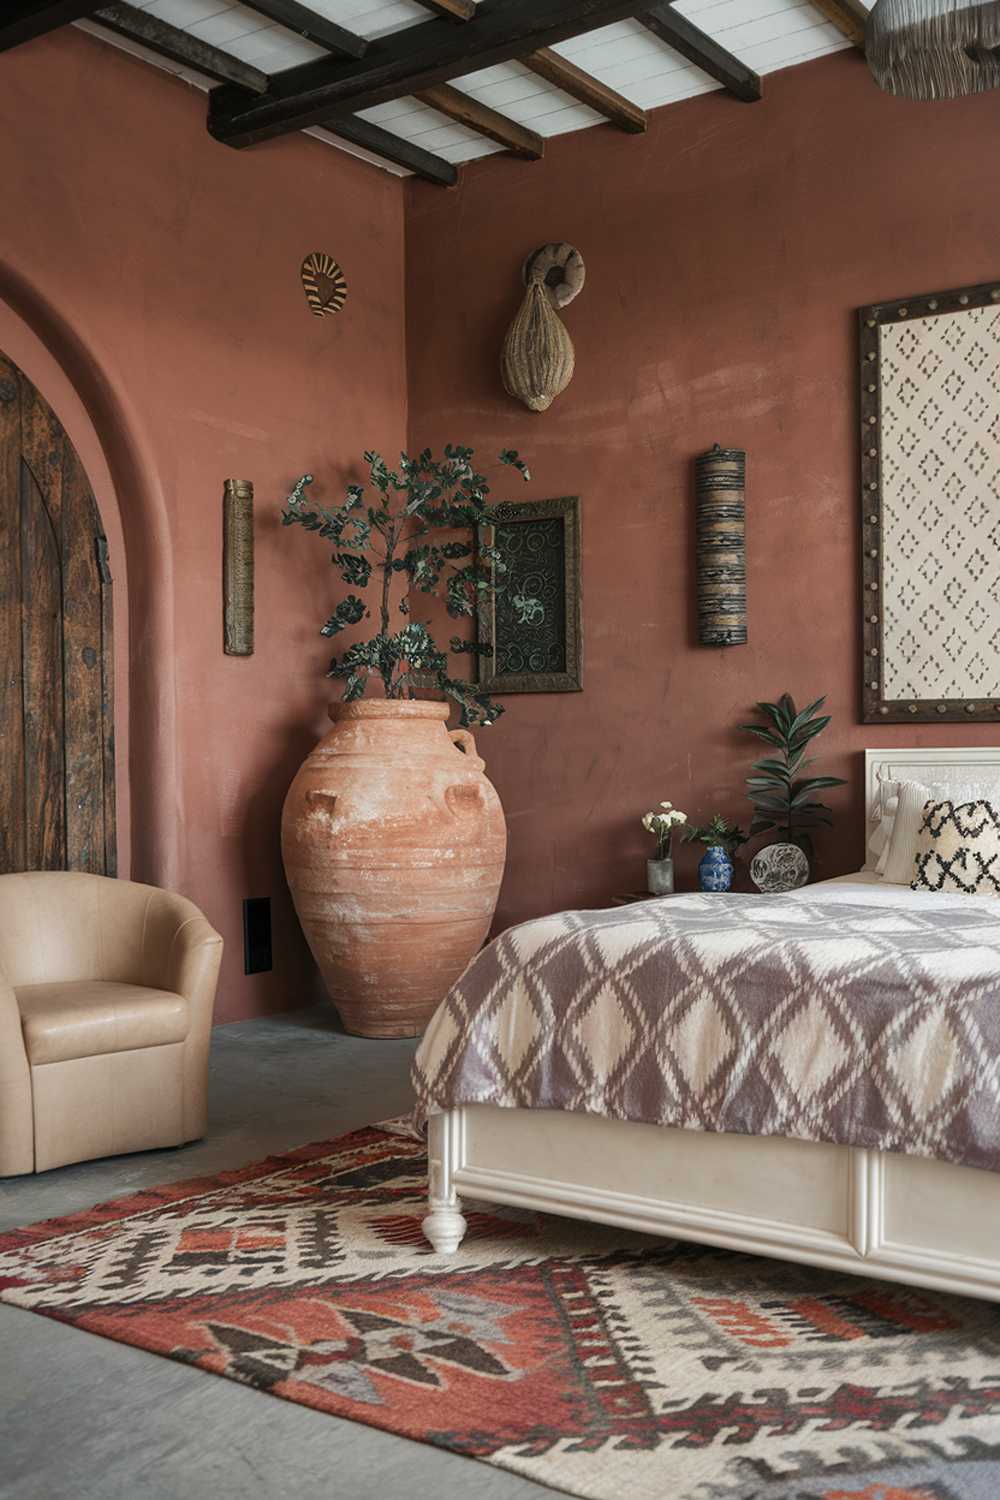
[739, 693, 846, 892]
[280, 445, 529, 1039]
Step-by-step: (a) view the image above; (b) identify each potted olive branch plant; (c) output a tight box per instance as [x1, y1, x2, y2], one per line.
[739, 693, 846, 891]
[282, 443, 529, 726]
[279, 445, 532, 1039]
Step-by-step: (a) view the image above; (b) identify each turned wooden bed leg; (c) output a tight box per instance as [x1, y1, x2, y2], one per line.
[423, 1200, 468, 1254]
[423, 1111, 468, 1254]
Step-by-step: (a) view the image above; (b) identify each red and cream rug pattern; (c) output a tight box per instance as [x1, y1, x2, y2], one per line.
[2, 1121, 999, 1500]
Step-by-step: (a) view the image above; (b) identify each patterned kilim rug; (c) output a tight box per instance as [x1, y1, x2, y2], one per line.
[2, 1122, 1000, 1500]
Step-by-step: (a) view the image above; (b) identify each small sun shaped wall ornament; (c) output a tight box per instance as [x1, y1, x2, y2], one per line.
[300, 252, 348, 318]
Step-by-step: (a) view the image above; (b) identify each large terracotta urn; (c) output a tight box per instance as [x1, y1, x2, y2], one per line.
[281, 700, 507, 1038]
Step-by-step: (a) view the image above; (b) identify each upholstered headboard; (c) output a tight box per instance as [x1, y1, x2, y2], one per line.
[863, 747, 1000, 872]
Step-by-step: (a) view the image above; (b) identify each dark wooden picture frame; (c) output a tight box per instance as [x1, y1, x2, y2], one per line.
[476, 495, 582, 695]
[859, 278, 1000, 724]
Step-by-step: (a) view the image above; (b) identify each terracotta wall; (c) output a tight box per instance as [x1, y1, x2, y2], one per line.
[405, 50, 1000, 929]
[0, 28, 407, 1020]
[7, 29, 1000, 1017]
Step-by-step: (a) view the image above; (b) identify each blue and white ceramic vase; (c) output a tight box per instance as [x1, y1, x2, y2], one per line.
[698, 846, 734, 892]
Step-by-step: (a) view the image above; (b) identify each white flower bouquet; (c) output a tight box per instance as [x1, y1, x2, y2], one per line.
[641, 801, 688, 862]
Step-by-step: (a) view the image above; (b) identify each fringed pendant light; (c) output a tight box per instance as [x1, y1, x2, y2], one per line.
[867, 0, 1000, 99]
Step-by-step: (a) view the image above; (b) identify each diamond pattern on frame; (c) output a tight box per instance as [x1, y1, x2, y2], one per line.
[881, 306, 1000, 699]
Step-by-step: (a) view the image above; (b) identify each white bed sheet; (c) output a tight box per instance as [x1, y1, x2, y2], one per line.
[793, 868, 1000, 915]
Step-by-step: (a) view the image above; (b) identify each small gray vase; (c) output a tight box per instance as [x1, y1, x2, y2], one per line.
[647, 857, 675, 896]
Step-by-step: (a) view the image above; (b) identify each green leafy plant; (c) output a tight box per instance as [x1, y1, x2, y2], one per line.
[282, 445, 529, 726]
[682, 814, 747, 855]
[738, 693, 847, 856]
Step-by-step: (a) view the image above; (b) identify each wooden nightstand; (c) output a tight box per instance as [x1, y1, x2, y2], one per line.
[611, 891, 686, 905]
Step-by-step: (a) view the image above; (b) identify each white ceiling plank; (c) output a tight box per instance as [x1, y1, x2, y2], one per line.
[597, 52, 695, 89]
[434, 138, 504, 163]
[360, 97, 441, 126]
[187, 12, 275, 45]
[401, 119, 485, 148]
[555, 18, 650, 56]
[630, 71, 719, 105]
[333, 1, 437, 39]
[496, 92, 585, 127]
[520, 101, 609, 135]
[743, 23, 849, 67]
[453, 61, 530, 90]
[139, 0, 234, 25]
[225, 27, 325, 64]
[461, 75, 558, 111]
[690, 0, 816, 33]
[718, 4, 845, 52]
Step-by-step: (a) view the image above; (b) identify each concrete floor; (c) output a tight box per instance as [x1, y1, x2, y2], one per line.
[0, 1009, 553, 1500]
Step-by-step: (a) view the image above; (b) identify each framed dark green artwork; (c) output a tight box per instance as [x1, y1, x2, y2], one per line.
[475, 495, 582, 694]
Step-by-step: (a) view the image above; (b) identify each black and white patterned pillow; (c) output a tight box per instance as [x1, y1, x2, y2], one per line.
[910, 799, 1000, 896]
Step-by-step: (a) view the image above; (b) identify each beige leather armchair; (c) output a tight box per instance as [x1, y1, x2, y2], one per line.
[0, 872, 223, 1175]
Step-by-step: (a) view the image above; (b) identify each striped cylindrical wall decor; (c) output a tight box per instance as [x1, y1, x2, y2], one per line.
[223, 478, 254, 656]
[695, 444, 747, 647]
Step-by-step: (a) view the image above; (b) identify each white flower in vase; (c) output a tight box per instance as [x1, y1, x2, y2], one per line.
[641, 803, 688, 862]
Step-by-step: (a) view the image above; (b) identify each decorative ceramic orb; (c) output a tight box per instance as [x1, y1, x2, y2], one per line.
[750, 842, 809, 894]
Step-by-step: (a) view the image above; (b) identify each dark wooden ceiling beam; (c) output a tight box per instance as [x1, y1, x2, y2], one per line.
[0, 2, 102, 52]
[321, 115, 458, 185]
[412, 0, 476, 19]
[809, 0, 867, 48]
[92, 3, 269, 92]
[208, 0, 654, 148]
[237, 0, 368, 58]
[415, 82, 544, 158]
[522, 47, 646, 133]
[639, 5, 761, 102]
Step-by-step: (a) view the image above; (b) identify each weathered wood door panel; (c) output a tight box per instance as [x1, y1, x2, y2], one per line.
[0, 353, 115, 875]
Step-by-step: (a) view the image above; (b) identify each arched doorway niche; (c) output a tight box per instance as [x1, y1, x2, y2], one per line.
[0, 265, 180, 888]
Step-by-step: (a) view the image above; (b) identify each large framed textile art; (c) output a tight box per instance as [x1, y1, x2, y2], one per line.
[860, 280, 1000, 723]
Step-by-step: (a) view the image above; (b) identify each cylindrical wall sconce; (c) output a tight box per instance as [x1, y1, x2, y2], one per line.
[223, 478, 254, 656]
[696, 444, 747, 647]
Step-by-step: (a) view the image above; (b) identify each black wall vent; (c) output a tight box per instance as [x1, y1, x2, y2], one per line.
[243, 897, 272, 975]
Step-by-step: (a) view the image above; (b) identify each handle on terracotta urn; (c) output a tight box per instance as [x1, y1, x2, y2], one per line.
[449, 729, 476, 757]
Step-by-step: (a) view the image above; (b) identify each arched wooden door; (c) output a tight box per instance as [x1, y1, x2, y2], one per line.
[0, 352, 115, 875]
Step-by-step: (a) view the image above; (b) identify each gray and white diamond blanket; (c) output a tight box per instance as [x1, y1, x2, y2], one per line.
[411, 892, 1000, 1173]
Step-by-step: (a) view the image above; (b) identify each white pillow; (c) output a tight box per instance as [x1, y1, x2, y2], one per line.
[869, 794, 897, 873]
[871, 781, 916, 876]
[882, 779, 1000, 884]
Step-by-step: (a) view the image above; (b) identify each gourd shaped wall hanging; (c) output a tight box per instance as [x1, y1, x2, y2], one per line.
[501, 242, 585, 412]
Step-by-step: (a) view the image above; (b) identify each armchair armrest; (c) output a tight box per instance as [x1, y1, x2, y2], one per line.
[160, 906, 223, 1143]
[166, 914, 224, 1008]
[0, 965, 33, 1175]
[96, 883, 224, 1144]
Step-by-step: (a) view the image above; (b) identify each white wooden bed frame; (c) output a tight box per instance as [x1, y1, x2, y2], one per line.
[423, 747, 1000, 1302]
